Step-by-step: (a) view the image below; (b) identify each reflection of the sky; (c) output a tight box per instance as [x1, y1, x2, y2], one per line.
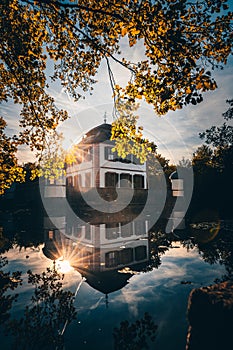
[66, 243, 225, 350]
[2, 241, 226, 350]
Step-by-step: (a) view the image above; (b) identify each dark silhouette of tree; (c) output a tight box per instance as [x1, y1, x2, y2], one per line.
[199, 99, 233, 172]
[200, 122, 233, 149]
[189, 99, 233, 220]
[178, 157, 192, 169]
[5, 266, 77, 350]
[0, 256, 22, 325]
[147, 153, 176, 178]
[222, 99, 233, 120]
[113, 312, 158, 350]
[192, 145, 213, 175]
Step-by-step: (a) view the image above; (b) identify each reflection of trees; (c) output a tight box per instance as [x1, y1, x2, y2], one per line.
[182, 227, 233, 281]
[4, 265, 76, 350]
[0, 256, 22, 325]
[197, 229, 233, 281]
[0, 233, 13, 254]
[0, 206, 44, 253]
[181, 239, 196, 252]
[113, 312, 158, 350]
[144, 231, 172, 272]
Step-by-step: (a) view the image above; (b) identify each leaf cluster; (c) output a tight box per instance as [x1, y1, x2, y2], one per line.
[111, 100, 157, 163]
[0, 117, 25, 194]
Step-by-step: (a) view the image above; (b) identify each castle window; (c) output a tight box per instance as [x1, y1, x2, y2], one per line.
[120, 248, 133, 264]
[83, 147, 93, 162]
[85, 225, 91, 240]
[73, 226, 82, 238]
[105, 172, 118, 187]
[105, 146, 116, 161]
[66, 177, 73, 187]
[48, 230, 54, 240]
[135, 246, 147, 261]
[74, 175, 79, 188]
[120, 173, 132, 188]
[134, 175, 144, 189]
[105, 251, 119, 267]
[85, 172, 91, 187]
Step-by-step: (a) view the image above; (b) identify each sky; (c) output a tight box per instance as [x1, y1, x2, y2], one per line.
[49, 45, 233, 165]
[1, 30, 233, 165]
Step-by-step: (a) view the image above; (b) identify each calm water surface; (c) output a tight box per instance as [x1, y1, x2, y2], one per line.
[1, 220, 232, 350]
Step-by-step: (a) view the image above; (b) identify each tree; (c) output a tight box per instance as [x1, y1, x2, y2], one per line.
[199, 99, 233, 171]
[189, 99, 233, 219]
[0, 0, 233, 193]
[192, 145, 213, 174]
[0, 117, 25, 194]
[222, 98, 233, 120]
[199, 122, 233, 149]
[147, 152, 176, 177]
[111, 100, 157, 163]
[178, 157, 192, 169]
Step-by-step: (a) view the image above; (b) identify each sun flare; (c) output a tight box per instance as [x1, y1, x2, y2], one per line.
[56, 259, 73, 273]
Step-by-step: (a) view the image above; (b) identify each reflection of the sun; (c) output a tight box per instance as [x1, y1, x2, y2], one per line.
[56, 258, 74, 274]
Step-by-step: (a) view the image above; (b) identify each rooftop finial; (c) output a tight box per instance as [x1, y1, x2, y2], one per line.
[105, 293, 109, 308]
[104, 112, 107, 124]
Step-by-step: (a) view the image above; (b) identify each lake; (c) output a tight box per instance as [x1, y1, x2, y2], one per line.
[1, 211, 232, 350]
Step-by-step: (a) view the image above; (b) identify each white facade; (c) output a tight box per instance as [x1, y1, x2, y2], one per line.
[43, 217, 149, 272]
[66, 141, 147, 190]
[64, 220, 149, 246]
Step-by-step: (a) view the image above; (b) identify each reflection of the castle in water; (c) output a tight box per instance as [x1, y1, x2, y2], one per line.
[41, 122, 152, 294]
[41, 122, 185, 294]
[43, 216, 149, 294]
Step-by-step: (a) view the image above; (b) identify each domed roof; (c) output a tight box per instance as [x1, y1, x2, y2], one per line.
[79, 123, 112, 145]
[42, 244, 61, 261]
[76, 261, 148, 294]
[81, 269, 132, 294]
